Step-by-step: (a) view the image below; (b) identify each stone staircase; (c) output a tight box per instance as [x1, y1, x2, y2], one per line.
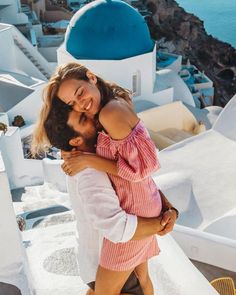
[14, 38, 50, 80]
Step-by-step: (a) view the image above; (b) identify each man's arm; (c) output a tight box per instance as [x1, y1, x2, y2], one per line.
[131, 216, 164, 240]
[73, 168, 164, 243]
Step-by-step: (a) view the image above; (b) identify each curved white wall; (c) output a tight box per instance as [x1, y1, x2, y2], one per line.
[213, 94, 236, 141]
[155, 69, 195, 106]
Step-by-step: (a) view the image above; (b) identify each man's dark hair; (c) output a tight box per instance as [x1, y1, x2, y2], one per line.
[44, 98, 80, 151]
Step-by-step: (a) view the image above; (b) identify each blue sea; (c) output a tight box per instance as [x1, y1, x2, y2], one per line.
[176, 0, 236, 48]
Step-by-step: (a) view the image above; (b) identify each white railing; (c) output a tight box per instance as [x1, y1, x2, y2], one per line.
[11, 25, 53, 79]
[0, 0, 12, 6]
[0, 22, 12, 31]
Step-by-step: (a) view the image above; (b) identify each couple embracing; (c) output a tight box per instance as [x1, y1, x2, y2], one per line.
[32, 62, 178, 295]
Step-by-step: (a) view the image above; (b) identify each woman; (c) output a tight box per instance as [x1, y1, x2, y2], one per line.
[32, 63, 178, 295]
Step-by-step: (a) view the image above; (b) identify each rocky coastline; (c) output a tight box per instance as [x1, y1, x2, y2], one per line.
[144, 0, 236, 106]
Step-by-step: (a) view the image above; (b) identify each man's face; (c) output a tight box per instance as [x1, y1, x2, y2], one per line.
[67, 110, 97, 152]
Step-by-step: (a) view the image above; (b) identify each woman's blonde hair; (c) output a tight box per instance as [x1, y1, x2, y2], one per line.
[31, 62, 132, 156]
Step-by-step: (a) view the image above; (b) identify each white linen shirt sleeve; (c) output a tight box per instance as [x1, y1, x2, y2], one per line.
[75, 168, 137, 243]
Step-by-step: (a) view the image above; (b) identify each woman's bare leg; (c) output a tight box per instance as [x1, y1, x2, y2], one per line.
[95, 265, 134, 295]
[86, 288, 95, 295]
[134, 262, 154, 295]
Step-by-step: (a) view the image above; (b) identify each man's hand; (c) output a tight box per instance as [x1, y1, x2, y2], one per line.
[158, 209, 177, 236]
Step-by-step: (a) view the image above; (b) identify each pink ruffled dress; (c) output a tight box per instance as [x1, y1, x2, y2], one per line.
[96, 121, 162, 271]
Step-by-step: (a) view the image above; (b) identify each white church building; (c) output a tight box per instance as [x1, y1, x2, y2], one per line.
[58, 0, 195, 108]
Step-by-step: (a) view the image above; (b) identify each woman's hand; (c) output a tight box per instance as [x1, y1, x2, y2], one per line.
[62, 152, 118, 176]
[62, 154, 91, 176]
[157, 209, 177, 236]
[61, 149, 82, 160]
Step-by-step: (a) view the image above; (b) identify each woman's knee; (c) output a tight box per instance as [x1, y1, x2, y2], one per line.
[95, 287, 120, 295]
[86, 288, 95, 295]
[95, 265, 133, 295]
[95, 280, 122, 295]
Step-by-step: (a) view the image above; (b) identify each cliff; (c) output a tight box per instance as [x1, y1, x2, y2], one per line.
[144, 0, 236, 106]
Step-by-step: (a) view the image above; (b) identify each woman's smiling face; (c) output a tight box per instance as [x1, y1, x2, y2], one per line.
[57, 73, 101, 115]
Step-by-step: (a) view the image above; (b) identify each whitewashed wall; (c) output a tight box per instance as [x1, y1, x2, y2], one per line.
[0, 127, 43, 189]
[167, 55, 182, 73]
[0, 26, 16, 72]
[0, 0, 28, 25]
[0, 113, 9, 125]
[0, 152, 31, 294]
[155, 69, 195, 106]
[213, 94, 236, 140]
[38, 46, 58, 63]
[42, 158, 67, 192]
[58, 43, 155, 97]
[7, 84, 45, 124]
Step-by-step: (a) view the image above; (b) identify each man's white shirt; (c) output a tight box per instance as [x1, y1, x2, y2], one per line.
[66, 168, 137, 284]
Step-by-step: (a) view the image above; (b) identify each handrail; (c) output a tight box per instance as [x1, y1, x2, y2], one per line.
[10, 24, 53, 78]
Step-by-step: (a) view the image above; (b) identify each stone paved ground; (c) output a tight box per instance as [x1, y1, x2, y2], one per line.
[0, 282, 21, 295]
[11, 188, 25, 202]
[11, 188, 236, 290]
[191, 260, 236, 285]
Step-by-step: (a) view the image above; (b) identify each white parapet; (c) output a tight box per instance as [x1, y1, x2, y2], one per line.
[172, 224, 236, 272]
[0, 153, 31, 294]
[213, 94, 236, 141]
[152, 95, 236, 272]
[156, 51, 182, 73]
[0, 126, 43, 189]
[0, 112, 9, 125]
[42, 158, 67, 193]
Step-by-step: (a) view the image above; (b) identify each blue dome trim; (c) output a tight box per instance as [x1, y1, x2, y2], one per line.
[65, 0, 154, 60]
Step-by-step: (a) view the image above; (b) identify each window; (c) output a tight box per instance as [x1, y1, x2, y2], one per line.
[132, 71, 141, 96]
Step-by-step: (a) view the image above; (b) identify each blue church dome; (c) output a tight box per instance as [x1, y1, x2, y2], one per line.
[65, 0, 154, 60]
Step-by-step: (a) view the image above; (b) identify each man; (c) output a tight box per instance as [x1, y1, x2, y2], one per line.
[44, 98, 178, 295]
